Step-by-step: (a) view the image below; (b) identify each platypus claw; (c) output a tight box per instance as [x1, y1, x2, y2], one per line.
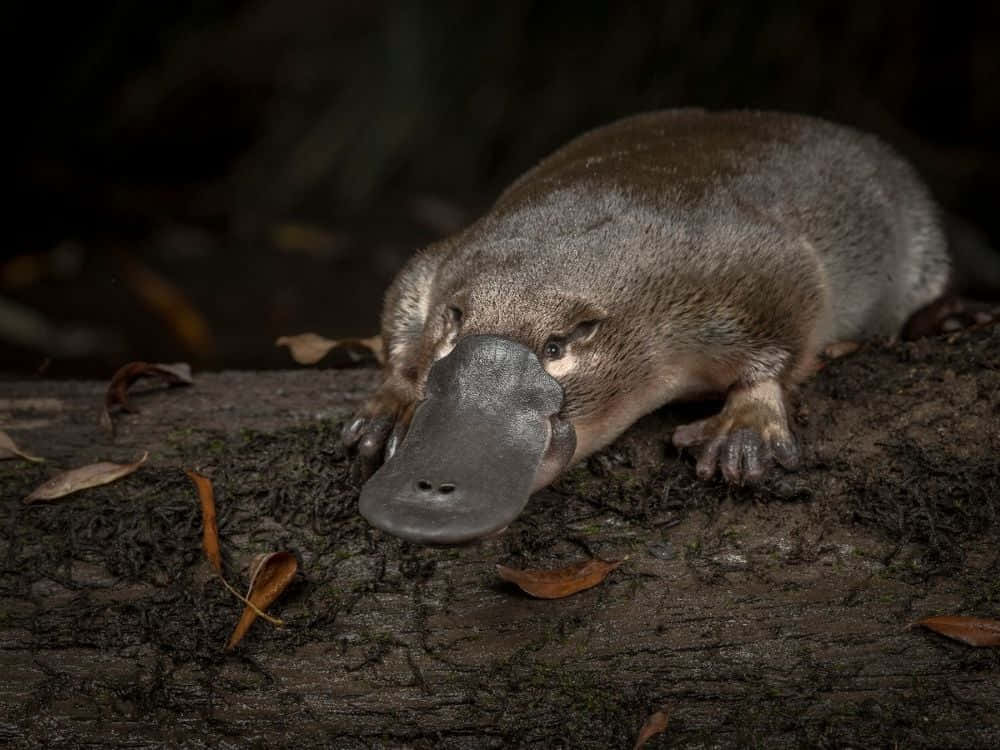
[674, 420, 800, 485]
[343, 395, 416, 484]
[672, 380, 799, 485]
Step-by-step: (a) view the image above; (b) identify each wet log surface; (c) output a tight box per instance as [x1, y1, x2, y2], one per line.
[1, 326, 999, 749]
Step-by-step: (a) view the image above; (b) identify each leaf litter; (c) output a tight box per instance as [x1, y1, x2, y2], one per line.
[496, 558, 624, 599]
[24, 452, 149, 503]
[276, 332, 384, 366]
[0, 430, 44, 463]
[912, 615, 1000, 647]
[101, 361, 193, 433]
[185, 469, 222, 574]
[187, 470, 298, 650]
[226, 552, 299, 651]
[633, 708, 670, 749]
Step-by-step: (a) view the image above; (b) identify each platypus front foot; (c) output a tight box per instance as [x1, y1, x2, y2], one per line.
[342, 382, 417, 483]
[672, 379, 800, 484]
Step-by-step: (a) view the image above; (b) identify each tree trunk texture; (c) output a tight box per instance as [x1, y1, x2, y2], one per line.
[1, 326, 998, 749]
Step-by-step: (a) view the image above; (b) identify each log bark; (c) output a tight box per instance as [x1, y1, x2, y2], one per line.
[1, 327, 998, 749]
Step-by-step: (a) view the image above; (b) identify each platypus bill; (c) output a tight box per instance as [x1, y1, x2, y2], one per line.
[345, 108, 974, 545]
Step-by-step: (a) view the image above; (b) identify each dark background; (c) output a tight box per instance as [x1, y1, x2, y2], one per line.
[5, 0, 999, 378]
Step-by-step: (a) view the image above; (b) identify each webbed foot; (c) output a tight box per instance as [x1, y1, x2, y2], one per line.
[903, 296, 999, 339]
[342, 381, 418, 483]
[672, 379, 799, 484]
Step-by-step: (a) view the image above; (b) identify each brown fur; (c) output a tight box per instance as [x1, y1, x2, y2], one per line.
[349, 109, 951, 483]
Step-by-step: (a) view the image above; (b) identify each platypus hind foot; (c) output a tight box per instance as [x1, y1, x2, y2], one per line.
[902, 295, 999, 339]
[342, 381, 417, 483]
[672, 379, 799, 485]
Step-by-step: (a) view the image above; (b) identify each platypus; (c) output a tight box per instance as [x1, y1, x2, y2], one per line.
[344, 109, 981, 545]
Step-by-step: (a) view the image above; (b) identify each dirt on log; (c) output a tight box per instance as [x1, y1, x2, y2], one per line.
[1, 326, 998, 749]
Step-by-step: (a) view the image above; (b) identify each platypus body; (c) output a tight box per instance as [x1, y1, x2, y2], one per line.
[346, 109, 955, 545]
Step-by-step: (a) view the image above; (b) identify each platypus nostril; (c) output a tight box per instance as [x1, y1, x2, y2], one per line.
[417, 479, 433, 491]
[438, 483, 456, 494]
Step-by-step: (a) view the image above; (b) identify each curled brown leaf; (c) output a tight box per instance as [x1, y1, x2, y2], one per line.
[186, 469, 221, 574]
[276, 332, 384, 366]
[0, 430, 44, 463]
[24, 451, 149, 503]
[633, 708, 670, 750]
[496, 558, 623, 599]
[185, 472, 289, 646]
[226, 552, 299, 650]
[912, 615, 1000, 647]
[102, 361, 193, 433]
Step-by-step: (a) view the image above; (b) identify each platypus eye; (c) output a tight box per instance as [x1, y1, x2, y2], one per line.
[543, 339, 564, 360]
[444, 305, 463, 326]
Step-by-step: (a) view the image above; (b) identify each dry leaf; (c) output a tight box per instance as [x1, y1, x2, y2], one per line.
[24, 451, 149, 503]
[226, 552, 298, 650]
[186, 469, 221, 574]
[633, 708, 670, 749]
[108, 362, 193, 411]
[912, 615, 1000, 647]
[101, 361, 193, 432]
[181, 467, 298, 649]
[275, 332, 336, 364]
[496, 558, 623, 599]
[184, 471, 288, 646]
[276, 332, 384, 366]
[0, 430, 44, 462]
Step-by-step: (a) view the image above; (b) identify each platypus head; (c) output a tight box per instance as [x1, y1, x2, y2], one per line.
[360, 285, 611, 545]
[359, 334, 576, 544]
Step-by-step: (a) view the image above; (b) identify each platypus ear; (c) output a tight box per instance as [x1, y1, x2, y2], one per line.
[565, 303, 607, 344]
[567, 318, 602, 344]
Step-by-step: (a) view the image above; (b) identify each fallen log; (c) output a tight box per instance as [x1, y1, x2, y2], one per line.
[1, 326, 998, 748]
